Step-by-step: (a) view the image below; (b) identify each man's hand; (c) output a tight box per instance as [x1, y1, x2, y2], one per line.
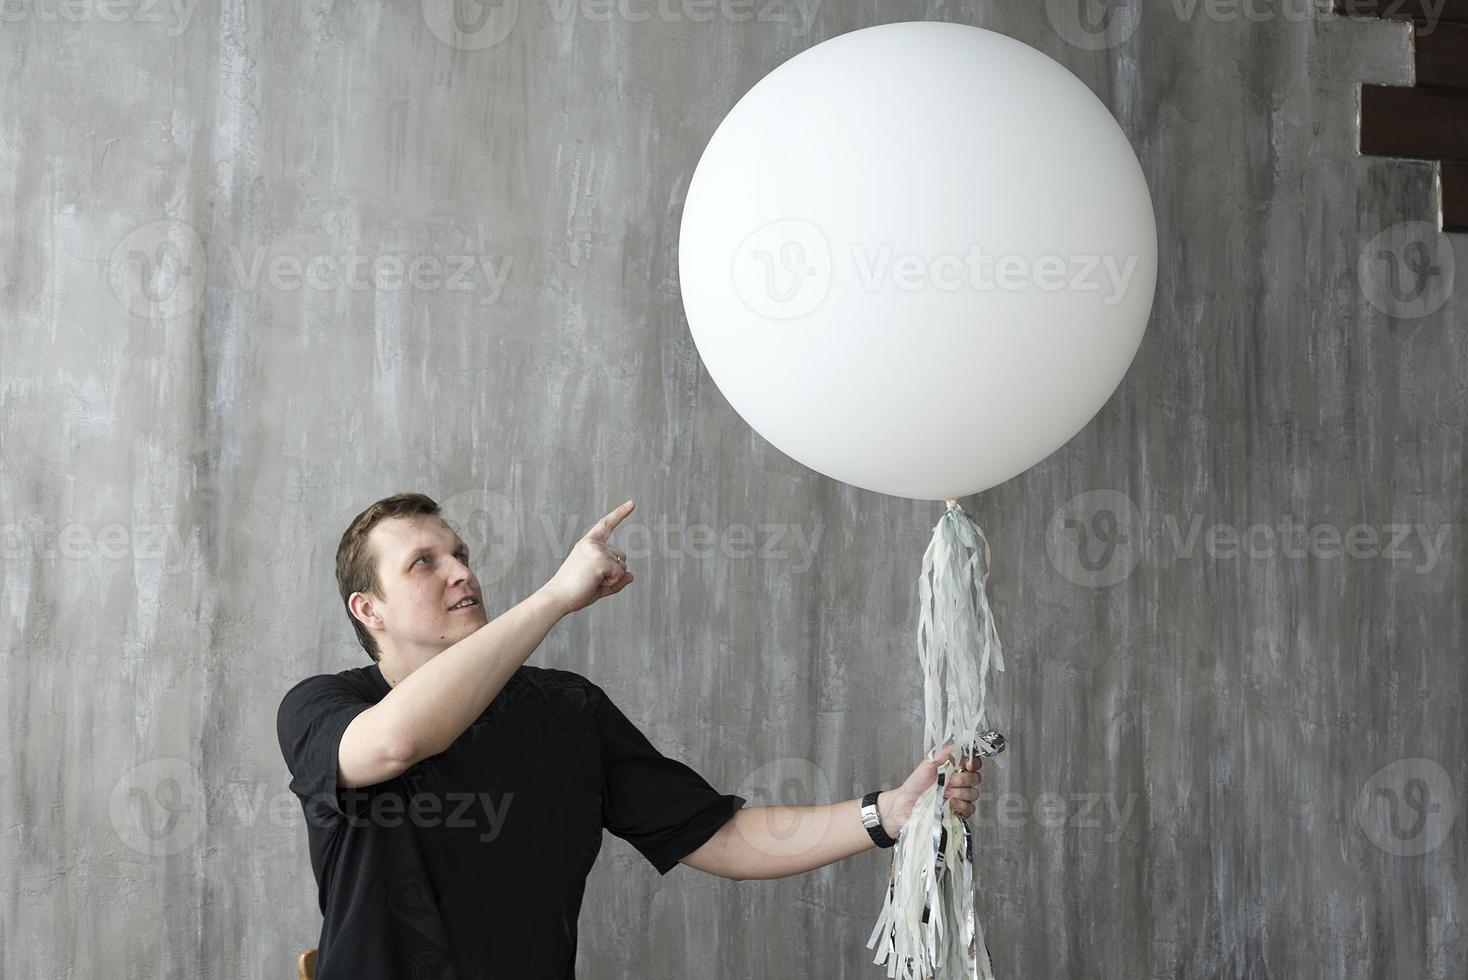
[878, 741, 982, 837]
[539, 500, 637, 615]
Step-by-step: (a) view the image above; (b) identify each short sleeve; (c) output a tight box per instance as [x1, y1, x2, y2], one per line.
[276, 673, 377, 824]
[592, 683, 747, 875]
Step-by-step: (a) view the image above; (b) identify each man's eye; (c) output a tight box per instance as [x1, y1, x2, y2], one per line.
[415, 555, 431, 566]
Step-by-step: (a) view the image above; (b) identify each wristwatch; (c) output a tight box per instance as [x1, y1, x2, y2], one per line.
[860, 791, 897, 848]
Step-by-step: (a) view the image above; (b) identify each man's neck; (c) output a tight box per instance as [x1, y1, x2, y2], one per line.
[377, 648, 440, 688]
[378, 655, 413, 688]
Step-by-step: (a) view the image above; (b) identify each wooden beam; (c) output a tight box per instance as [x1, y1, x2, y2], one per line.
[1415, 23, 1468, 89]
[1361, 84, 1468, 160]
[1335, 0, 1468, 24]
[1341, 2, 1468, 227]
[1443, 161, 1468, 232]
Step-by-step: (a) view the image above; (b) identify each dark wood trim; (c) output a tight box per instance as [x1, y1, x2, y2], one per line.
[1443, 161, 1468, 231]
[1361, 84, 1468, 161]
[1415, 23, 1468, 90]
[1342, 2, 1468, 231]
[1335, 0, 1468, 24]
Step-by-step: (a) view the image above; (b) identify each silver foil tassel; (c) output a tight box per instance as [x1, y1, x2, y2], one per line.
[868, 500, 1004, 979]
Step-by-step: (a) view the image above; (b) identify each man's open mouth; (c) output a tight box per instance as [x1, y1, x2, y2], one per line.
[449, 598, 479, 610]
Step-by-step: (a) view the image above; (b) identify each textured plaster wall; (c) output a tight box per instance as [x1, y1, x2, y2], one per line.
[1, 1, 1463, 978]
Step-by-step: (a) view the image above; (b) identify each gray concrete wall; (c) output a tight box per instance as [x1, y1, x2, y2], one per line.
[2, 2, 1463, 978]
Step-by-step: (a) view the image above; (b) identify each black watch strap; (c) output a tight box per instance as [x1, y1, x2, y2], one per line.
[860, 790, 897, 848]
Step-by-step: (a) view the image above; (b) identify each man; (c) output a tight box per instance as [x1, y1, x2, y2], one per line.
[277, 492, 983, 979]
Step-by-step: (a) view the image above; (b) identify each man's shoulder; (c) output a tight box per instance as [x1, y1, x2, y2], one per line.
[510, 665, 606, 709]
[278, 663, 383, 711]
[274, 664, 383, 762]
[516, 663, 596, 694]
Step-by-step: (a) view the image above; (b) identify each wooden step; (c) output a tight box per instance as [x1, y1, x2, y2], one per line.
[1415, 23, 1468, 89]
[1336, 0, 1468, 24]
[1361, 84, 1468, 160]
[1442, 161, 1468, 231]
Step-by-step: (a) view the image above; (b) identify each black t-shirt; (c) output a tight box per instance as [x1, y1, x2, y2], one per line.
[276, 661, 746, 979]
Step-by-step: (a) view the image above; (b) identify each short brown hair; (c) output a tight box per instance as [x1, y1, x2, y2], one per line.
[336, 491, 443, 662]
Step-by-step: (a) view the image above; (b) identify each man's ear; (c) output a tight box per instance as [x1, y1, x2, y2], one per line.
[350, 591, 384, 630]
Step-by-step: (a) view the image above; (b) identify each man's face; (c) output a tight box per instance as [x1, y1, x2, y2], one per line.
[356, 514, 489, 659]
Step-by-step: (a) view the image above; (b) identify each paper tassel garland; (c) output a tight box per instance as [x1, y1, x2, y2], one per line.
[867, 498, 1007, 979]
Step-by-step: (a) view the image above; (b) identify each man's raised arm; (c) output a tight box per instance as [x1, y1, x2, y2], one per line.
[339, 500, 637, 788]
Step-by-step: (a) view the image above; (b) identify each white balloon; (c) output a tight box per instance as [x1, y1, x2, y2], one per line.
[678, 21, 1158, 501]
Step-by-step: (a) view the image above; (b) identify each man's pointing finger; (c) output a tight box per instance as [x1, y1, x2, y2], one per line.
[587, 499, 635, 541]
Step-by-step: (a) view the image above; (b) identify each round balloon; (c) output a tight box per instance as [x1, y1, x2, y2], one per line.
[678, 21, 1158, 501]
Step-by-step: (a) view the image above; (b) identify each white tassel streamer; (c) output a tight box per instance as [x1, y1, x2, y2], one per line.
[867, 499, 1005, 979]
